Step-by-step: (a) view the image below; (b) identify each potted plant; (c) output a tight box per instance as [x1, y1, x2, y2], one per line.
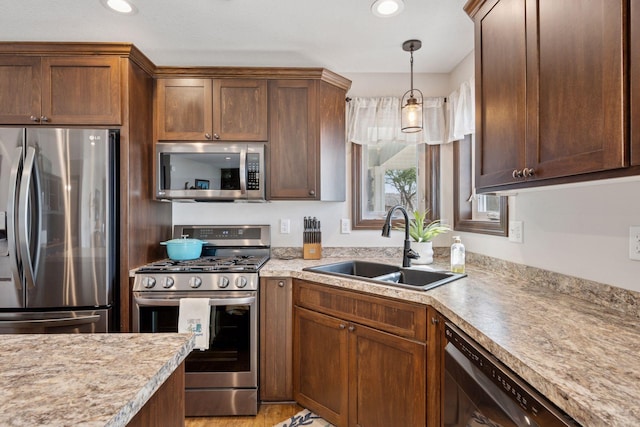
[401, 209, 450, 264]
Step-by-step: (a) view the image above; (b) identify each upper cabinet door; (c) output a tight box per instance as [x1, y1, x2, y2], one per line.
[156, 78, 213, 141]
[268, 80, 319, 199]
[213, 79, 268, 141]
[474, 0, 527, 189]
[631, 0, 640, 166]
[0, 57, 42, 124]
[41, 56, 121, 125]
[526, 0, 626, 179]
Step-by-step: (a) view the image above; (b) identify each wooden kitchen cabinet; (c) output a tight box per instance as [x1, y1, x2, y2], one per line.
[468, 0, 626, 191]
[268, 79, 346, 201]
[0, 55, 121, 125]
[426, 306, 447, 427]
[293, 279, 427, 427]
[632, 0, 640, 167]
[155, 78, 268, 141]
[259, 277, 294, 401]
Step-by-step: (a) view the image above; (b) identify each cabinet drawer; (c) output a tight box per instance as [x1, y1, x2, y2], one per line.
[293, 279, 426, 341]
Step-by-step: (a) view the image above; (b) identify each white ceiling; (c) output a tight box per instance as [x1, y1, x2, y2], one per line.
[0, 0, 474, 74]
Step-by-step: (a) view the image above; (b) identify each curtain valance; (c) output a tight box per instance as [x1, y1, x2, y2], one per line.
[347, 78, 474, 146]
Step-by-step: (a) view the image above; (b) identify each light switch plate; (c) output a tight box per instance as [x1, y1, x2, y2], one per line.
[629, 226, 640, 260]
[340, 218, 351, 234]
[508, 221, 523, 243]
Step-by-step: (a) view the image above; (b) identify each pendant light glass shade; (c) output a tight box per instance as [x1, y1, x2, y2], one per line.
[401, 90, 423, 132]
[401, 39, 423, 133]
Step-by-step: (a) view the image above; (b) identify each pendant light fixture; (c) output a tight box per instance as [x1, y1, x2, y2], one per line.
[401, 39, 423, 133]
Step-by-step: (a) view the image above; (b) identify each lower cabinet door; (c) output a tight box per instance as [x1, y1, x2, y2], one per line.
[349, 323, 426, 427]
[294, 306, 349, 426]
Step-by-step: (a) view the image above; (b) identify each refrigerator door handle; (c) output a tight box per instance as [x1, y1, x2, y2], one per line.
[0, 315, 100, 328]
[17, 147, 40, 290]
[6, 146, 23, 291]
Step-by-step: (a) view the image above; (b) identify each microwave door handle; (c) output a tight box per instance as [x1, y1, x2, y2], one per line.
[7, 146, 23, 291]
[18, 147, 38, 291]
[239, 149, 247, 195]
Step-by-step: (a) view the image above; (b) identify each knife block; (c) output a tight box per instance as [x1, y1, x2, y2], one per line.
[303, 243, 322, 260]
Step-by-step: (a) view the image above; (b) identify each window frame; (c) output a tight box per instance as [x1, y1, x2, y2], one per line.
[453, 135, 508, 236]
[351, 142, 440, 230]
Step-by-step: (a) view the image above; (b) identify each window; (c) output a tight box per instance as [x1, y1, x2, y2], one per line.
[352, 142, 440, 229]
[453, 134, 508, 235]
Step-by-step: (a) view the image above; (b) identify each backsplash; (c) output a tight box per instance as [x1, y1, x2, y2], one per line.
[272, 246, 640, 318]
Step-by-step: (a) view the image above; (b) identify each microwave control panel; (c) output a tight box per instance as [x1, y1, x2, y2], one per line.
[247, 153, 260, 190]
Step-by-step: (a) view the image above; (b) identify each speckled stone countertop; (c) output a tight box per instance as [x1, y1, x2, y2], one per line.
[262, 254, 640, 427]
[0, 333, 194, 427]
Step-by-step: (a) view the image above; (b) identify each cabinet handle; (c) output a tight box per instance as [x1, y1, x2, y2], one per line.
[29, 115, 40, 122]
[431, 317, 440, 325]
[205, 133, 212, 139]
[339, 324, 346, 329]
[308, 189, 316, 196]
[40, 116, 49, 122]
[348, 325, 355, 332]
[512, 169, 523, 179]
[213, 133, 220, 140]
[278, 281, 285, 287]
[523, 167, 535, 177]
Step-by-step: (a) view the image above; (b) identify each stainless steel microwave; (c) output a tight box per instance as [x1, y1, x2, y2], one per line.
[156, 142, 265, 201]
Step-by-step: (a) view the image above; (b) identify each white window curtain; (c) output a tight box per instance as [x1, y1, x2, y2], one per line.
[347, 96, 446, 145]
[346, 78, 474, 146]
[447, 77, 475, 142]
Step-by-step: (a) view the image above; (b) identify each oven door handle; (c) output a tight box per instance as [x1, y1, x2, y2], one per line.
[134, 296, 256, 307]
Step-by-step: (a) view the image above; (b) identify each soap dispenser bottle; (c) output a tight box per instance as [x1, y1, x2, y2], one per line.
[450, 236, 465, 274]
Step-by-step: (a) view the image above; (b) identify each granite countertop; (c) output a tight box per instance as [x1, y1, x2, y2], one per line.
[0, 333, 195, 427]
[262, 255, 640, 427]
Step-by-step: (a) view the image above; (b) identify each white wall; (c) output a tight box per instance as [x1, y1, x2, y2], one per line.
[173, 57, 640, 293]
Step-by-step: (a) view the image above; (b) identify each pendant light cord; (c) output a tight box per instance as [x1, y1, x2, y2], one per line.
[409, 48, 414, 98]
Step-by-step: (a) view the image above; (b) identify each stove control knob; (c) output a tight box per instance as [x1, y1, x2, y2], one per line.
[189, 276, 202, 288]
[236, 276, 248, 288]
[162, 277, 175, 288]
[142, 277, 156, 288]
[218, 276, 230, 288]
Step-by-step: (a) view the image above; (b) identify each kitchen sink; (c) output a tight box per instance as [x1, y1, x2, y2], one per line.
[303, 260, 466, 291]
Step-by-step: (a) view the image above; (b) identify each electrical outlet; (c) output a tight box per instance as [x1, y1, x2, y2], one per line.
[629, 226, 640, 260]
[508, 221, 523, 243]
[280, 219, 290, 234]
[340, 218, 351, 234]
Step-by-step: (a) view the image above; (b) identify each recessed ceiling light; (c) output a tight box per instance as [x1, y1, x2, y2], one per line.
[101, 0, 137, 15]
[371, 0, 405, 18]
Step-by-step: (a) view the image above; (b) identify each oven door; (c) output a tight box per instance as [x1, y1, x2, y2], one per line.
[133, 291, 258, 389]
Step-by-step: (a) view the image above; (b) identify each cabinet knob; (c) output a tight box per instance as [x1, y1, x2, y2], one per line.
[523, 167, 536, 177]
[348, 325, 355, 332]
[308, 189, 316, 196]
[40, 116, 49, 122]
[205, 133, 212, 139]
[213, 133, 220, 140]
[278, 281, 285, 287]
[431, 317, 440, 325]
[29, 115, 40, 122]
[339, 324, 346, 329]
[512, 169, 523, 179]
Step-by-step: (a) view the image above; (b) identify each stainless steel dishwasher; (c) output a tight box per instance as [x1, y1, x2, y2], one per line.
[443, 322, 580, 427]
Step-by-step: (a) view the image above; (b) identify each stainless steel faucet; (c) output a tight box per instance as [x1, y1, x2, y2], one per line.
[381, 205, 419, 267]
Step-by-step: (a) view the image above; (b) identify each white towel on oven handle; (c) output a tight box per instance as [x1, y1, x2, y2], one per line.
[178, 298, 211, 350]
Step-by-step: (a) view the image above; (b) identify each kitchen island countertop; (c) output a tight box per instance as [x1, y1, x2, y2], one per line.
[0, 333, 194, 426]
[262, 256, 640, 427]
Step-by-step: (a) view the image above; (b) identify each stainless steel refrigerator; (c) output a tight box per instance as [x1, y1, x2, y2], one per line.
[0, 128, 116, 333]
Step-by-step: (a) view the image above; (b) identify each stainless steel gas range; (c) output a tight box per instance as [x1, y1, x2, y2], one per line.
[132, 224, 270, 417]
